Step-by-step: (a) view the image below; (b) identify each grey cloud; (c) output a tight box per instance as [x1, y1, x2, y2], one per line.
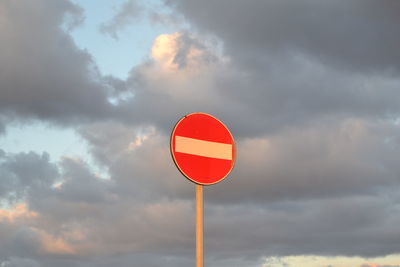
[3, 0, 400, 266]
[25, 253, 261, 267]
[201, 194, 400, 258]
[0, 151, 58, 201]
[100, 0, 184, 39]
[78, 118, 400, 205]
[114, 29, 400, 138]
[99, 0, 143, 39]
[96, 18, 250, 133]
[28, 157, 117, 223]
[0, 0, 119, 129]
[0, 119, 6, 135]
[207, 119, 400, 203]
[126, 0, 400, 138]
[76, 120, 400, 257]
[2, 121, 400, 265]
[27, 254, 192, 267]
[0, 257, 41, 267]
[3, 0, 400, 139]
[17, 149, 192, 259]
[115, 32, 257, 134]
[56, 158, 117, 204]
[171, 32, 217, 69]
[0, 222, 43, 261]
[10, 228, 42, 258]
[166, 0, 400, 73]
[78, 122, 193, 201]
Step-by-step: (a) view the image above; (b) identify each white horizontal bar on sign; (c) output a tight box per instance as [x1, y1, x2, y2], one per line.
[175, 136, 232, 160]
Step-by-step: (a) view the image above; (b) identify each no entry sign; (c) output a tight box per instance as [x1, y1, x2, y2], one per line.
[170, 113, 236, 185]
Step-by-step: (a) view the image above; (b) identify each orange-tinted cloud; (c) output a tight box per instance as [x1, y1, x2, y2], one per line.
[0, 203, 38, 223]
[37, 229, 77, 255]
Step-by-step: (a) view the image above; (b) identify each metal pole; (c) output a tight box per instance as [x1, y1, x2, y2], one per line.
[196, 184, 204, 267]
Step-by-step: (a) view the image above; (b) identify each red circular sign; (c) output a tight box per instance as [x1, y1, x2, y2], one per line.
[171, 113, 236, 185]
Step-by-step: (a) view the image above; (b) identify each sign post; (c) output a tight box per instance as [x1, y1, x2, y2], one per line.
[196, 184, 203, 267]
[171, 113, 236, 267]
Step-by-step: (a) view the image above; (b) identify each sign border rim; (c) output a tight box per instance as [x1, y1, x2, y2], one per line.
[170, 112, 236, 186]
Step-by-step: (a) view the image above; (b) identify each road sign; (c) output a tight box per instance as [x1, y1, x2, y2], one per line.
[171, 113, 236, 267]
[170, 113, 236, 185]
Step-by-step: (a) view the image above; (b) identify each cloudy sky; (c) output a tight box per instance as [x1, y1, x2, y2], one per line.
[1, 0, 400, 266]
